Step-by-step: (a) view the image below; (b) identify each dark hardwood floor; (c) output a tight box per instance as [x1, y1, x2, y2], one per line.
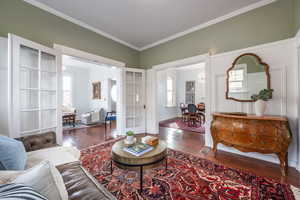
[63, 123, 300, 188]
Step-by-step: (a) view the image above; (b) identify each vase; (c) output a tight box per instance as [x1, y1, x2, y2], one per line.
[126, 135, 134, 142]
[255, 100, 267, 116]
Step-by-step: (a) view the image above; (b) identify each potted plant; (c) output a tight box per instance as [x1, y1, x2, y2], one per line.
[251, 89, 273, 116]
[126, 131, 135, 143]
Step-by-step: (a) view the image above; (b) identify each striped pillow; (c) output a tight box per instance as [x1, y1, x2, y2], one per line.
[0, 183, 47, 200]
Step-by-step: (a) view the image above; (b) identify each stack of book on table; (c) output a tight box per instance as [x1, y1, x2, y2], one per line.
[123, 143, 153, 157]
[123, 136, 159, 157]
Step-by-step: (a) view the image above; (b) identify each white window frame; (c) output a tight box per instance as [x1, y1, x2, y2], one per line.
[62, 73, 73, 107]
[228, 64, 247, 93]
[165, 71, 176, 107]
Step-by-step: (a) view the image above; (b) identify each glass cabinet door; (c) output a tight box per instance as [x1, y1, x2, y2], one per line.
[10, 34, 59, 137]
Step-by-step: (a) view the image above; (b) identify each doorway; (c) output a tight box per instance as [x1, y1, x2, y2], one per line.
[53, 44, 126, 148]
[150, 54, 209, 135]
[157, 63, 206, 133]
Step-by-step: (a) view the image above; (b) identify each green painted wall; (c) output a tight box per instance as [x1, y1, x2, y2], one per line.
[0, 0, 139, 67]
[294, 0, 300, 34]
[140, 0, 294, 69]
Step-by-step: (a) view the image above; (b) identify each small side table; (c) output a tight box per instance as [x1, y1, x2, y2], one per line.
[111, 140, 167, 193]
[63, 113, 76, 127]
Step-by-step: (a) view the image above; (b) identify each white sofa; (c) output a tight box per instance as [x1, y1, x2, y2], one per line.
[81, 108, 106, 125]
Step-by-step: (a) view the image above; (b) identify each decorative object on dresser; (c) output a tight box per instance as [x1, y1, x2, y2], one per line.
[226, 53, 271, 102]
[251, 88, 274, 116]
[211, 112, 292, 176]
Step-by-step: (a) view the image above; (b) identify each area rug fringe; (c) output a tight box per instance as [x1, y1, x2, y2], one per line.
[291, 186, 300, 200]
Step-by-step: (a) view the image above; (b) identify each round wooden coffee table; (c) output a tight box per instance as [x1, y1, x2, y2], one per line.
[111, 140, 167, 193]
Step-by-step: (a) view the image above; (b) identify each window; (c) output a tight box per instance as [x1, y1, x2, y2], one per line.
[166, 76, 176, 107]
[228, 65, 247, 93]
[63, 75, 72, 106]
[111, 84, 117, 102]
[185, 81, 195, 104]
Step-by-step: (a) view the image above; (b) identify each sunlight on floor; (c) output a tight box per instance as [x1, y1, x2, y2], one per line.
[63, 138, 75, 147]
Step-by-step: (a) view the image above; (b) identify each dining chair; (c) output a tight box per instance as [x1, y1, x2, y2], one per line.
[180, 103, 188, 121]
[187, 104, 198, 127]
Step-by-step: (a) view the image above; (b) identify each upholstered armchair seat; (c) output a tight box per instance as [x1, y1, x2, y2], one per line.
[0, 132, 116, 200]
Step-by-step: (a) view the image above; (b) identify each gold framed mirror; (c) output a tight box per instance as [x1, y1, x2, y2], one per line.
[226, 53, 271, 102]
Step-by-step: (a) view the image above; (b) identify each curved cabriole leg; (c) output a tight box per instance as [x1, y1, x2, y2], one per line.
[212, 140, 218, 156]
[277, 152, 288, 177]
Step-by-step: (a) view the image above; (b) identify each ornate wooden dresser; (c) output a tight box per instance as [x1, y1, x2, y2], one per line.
[211, 112, 292, 176]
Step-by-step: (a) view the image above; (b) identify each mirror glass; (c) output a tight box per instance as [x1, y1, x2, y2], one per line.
[227, 54, 269, 102]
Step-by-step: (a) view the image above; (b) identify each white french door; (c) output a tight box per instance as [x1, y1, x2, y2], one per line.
[125, 68, 146, 133]
[8, 34, 61, 143]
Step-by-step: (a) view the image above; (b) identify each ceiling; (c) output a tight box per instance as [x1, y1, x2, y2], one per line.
[25, 0, 273, 50]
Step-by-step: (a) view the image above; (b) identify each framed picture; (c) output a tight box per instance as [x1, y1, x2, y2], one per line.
[92, 82, 101, 99]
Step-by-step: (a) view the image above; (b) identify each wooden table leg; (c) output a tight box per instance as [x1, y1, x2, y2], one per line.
[110, 160, 113, 174]
[165, 157, 168, 170]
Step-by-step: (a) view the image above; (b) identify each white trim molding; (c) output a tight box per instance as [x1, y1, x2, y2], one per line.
[140, 0, 277, 51]
[296, 29, 300, 39]
[53, 44, 126, 68]
[23, 0, 276, 51]
[153, 54, 209, 71]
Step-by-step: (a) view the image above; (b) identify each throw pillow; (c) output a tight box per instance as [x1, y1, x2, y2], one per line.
[13, 161, 68, 200]
[0, 183, 47, 200]
[0, 136, 27, 170]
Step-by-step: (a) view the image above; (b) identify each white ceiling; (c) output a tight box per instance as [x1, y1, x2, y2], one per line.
[25, 0, 274, 50]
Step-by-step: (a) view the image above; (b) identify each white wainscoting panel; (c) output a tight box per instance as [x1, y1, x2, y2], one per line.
[207, 39, 298, 168]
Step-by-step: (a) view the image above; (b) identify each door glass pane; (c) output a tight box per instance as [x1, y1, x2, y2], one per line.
[126, 118, 134, 128]
[20, 90, 39, 110]
[41, 72, 56, 90]
[126, 105, 134, 117]
[134, 72, 143, 127]
[20, 68, 39, 89]
[41, 110, 56, 129]
[41, 91, 56, 109]
[41, 52, 56, 72]
[126, 71, 134, 83]
[20, 46, 38, 68]
[20, 111, 39, 132]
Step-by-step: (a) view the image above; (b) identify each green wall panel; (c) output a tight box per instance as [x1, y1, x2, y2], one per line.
[295, 0, 300, 34]
[140, 0, 294, 69]
[0, 0, 140, 67]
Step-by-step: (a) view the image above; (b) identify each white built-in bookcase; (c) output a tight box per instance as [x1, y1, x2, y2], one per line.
[9, 34, 60, 139]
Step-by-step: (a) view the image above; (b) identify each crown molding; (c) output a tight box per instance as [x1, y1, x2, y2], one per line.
[23, 0, 276, 52]
[23, 0, 141, 51]
[140, 0, 277, 51]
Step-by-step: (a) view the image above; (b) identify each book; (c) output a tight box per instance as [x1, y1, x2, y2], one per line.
[141, 136, 159, 146]
[123, 142, 154, 157]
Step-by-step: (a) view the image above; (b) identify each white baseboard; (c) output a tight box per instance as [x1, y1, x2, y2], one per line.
[204, 145, 298, 170]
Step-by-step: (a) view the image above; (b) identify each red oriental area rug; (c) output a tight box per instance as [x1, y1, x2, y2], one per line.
[80, 140, 296, 200]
